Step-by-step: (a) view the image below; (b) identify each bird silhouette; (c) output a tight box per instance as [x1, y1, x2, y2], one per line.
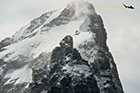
[123, 4, 135, 9]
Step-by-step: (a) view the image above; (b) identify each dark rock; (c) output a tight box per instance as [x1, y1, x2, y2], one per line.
[72, 48, 82, 61]
[60, 75, 71, 87]
[31, 83, 45, 93]
[37, 35, 100, 93]
[59, 35, 73, 49]
[0, 37, 13, 51]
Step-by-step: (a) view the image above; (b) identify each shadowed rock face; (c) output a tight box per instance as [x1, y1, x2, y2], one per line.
[0, 37, 13, 52]
[28, 35, 100, 93]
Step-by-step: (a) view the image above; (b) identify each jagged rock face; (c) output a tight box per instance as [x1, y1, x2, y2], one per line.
[88, 15, 107, 48]
[27, 35, 100, 93]
[0, 0, 124, 93]
[48, 36, 100, 93]
[0, 37, 13, 52]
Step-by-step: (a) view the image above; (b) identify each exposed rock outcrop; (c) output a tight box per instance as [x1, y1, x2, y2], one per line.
[26, 35, 100, 93]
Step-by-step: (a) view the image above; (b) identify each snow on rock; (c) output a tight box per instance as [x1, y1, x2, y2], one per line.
[4, 65, 33, 85]
[0, 16, 93, 61]
[0, 0, 96, 62]
[42, 9, 64, 25]
[79, 16, 91, 32]
[63, 64, 91, 77]
[12, 24, 30, 42]
[0, 67, 3, 75]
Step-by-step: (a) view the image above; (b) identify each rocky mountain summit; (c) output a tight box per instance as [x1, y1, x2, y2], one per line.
[0, 0, 124, 93]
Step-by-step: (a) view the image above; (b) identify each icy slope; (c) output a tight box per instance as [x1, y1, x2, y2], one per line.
[4, 65, 32, 85]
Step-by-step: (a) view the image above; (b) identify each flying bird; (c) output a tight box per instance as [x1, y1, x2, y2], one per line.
[123, 4, 135, 9]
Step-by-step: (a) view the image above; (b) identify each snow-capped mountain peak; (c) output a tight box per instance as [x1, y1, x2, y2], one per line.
[0, 0, 124, 93]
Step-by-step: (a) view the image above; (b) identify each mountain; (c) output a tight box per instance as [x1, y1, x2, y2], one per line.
[0, 0, 124, 93]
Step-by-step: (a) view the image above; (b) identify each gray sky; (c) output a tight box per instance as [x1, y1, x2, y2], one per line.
[0, 0, 140, 93]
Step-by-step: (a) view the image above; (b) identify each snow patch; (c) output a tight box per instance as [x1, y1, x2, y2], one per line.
[41, 90, 48, 93]
[4, 65, 33, 85]
[63, 64, 91, 77]
[33, 17, 92, 57]
[13, 24, 30, 41]
[80, 16, 91, 32]
[0, 12, 93, 65]
[44, 9, 63, 24]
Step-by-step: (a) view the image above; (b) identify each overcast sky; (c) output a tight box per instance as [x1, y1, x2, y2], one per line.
[0, 0, 140, 93]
